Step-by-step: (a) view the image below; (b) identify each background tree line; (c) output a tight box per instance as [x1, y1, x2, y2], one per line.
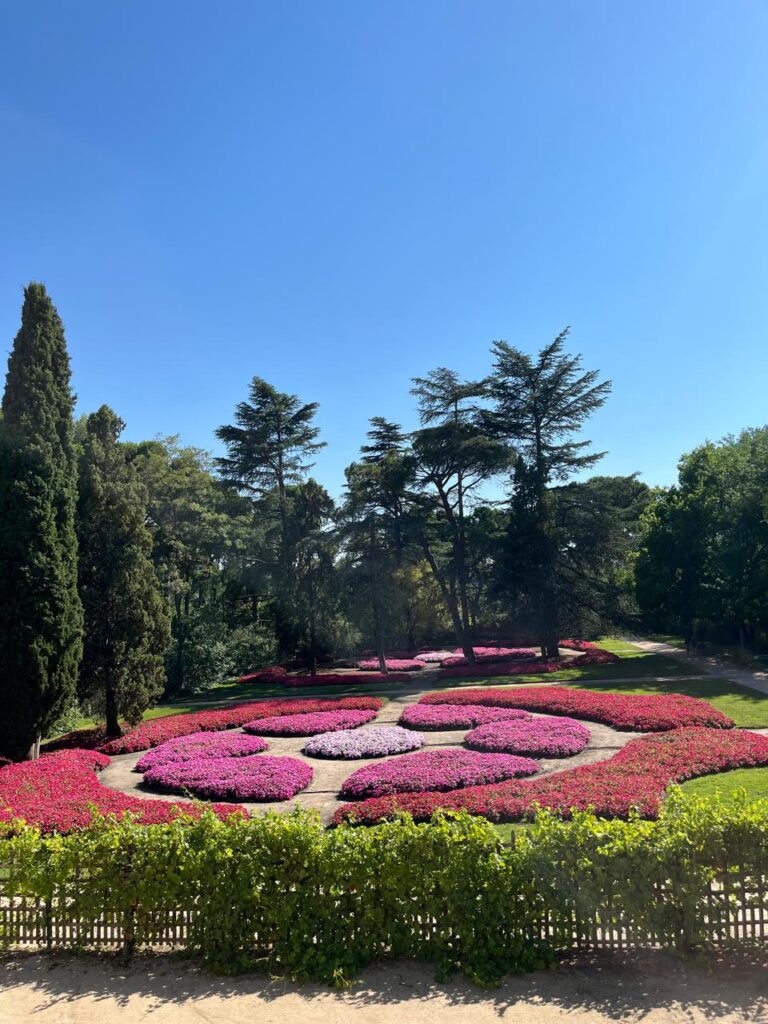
[11, 283, 759, 759]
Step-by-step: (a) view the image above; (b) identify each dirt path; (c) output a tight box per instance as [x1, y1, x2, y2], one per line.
[1, 950, 766, 1023]
[98, 693, 634, 824]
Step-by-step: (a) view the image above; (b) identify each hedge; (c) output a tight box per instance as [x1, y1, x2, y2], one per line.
[1, 791, 768, 985]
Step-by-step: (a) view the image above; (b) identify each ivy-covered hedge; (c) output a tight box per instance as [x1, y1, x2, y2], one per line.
[1, 792, 768, 985]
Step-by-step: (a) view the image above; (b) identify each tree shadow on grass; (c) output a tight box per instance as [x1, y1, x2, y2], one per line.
[1, 949, 767, 1021]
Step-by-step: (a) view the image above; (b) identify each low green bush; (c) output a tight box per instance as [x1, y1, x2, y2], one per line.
[1, 789, 767, 985]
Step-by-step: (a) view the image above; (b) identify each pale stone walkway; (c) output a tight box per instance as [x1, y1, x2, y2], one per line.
[1, 951, 766, 1023]
[633, 638, 768, 696]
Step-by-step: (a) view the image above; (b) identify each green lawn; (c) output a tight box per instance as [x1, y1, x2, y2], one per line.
[677, 768, 768, 802]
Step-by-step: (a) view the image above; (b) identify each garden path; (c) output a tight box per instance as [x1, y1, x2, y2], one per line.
[635, 639, 768, 696]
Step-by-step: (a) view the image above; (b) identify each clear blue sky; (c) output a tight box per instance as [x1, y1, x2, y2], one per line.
[1, 1, 767, 495]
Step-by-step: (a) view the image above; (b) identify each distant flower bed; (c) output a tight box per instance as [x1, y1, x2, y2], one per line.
[465, 716, 590, 757]
[334, 727, 768, 825]
[284, 673, 412, 687]
[357, 659, 424, 671]
[236, 666, 288, 684]
[143, 755, 312, 802]
[135, 732, 269, 773]
[419, 686, 732, 731]
[438, 659, 562, 679]
[413, 651, 456, 663]
[243, 709, 378, 737]
[398, 704, 532, 730]
[47, 697, 384, 755]
[577, 648, 621, 665]
[339, 749, 540, 800]
[559, 639, 598, 651]
[0, 750, 246, 833]
[303, 726, 424, 759]
[450, 647, 538, 662]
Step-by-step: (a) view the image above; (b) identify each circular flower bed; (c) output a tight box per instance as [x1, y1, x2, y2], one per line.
[465, 716, 590, 757]
[340, 749, 539, 800]
[135, 731, 269, 773]
[142, 754, 313, 801]
[303, 726, 424, 759]
[399, 704, 531, 730]
[243, 709, 378, 737]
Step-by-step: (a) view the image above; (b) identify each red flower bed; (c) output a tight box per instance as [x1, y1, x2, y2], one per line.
[438, 660, 562, 679]
[0, 750, 246, 833]
[236, 666, 288, 684]
[559, 639, 599, 651]
[357, 659, 424, 671]
[334, 727, 768, 825]
[445, 647, 538, 666]
[577, 649, 621, 665]
[419, 686, 732, 731]
[284, 673, 412, 687]
[48, 697, 384, 755]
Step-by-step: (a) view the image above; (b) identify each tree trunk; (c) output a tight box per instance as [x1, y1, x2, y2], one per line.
[418, 535, 475, 663]
[26, 733, 41, 761]
[105, 680, 122, 738]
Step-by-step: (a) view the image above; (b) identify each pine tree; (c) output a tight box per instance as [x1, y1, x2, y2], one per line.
[77, 406, 171, 736]
[0, 284, 83, 760]
[488, 330, 611, 657]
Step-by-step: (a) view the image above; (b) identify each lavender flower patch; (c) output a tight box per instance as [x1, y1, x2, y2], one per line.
[340, 748, 539, 799]
[302, 726, 424, 759]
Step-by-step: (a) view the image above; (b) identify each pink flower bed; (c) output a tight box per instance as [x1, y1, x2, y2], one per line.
[284, 673, 413, 687]
[419, 686, 732, 731]
[0, 750, 246, 833]
[559, 639, 598, 651]
[398, 704, 532, 730]
[303, 726, 424, 759]
[236, 666, 288, 684]
[243, 709, 378, 736]
[339, 749, 540, 800]
[577, 649, 621, 665]
[357, 659, 424, 671]
[452, 647, 538, 661]
[438, 659, 562, 679]
[465, 716, 590, 757]
[135, 732, 269, 773]
[143, 755, 312, 802]
[47, 697, 384, 755]
[334, 727, 768, 825]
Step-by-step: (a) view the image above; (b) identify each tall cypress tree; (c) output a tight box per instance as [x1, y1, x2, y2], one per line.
[76, 406, 170, 736]
[0, 284, 83, 760]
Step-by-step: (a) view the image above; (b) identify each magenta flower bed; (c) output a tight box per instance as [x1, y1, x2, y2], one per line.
[398, 704, 532, 730]
[339, 749, 539, 800]
[303, 726, 425, 759]
[143, 754, 312, 801]
[243, 709, 378, 737]
[135, 732, 269, 773]
[465, 716, 590, 757]
[559, 639, 598, 651]
[236, 666, 288, 684]
[357, 659, 424, 671]
[451, 646, 538, 662]
[577, 648, 621, 665]
[284, 673, 412, 687]
[419, 686, 732, 731]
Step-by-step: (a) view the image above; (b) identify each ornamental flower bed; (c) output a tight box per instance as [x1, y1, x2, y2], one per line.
[419, 686, 732, 731]
[0, 750, 246, 833]
[243, 709, 378, 737]
[450, 647, 538, 662]
[143, 755, 312, 802]
[577, 649, 621, 665]
[334, 727, 768, 825]
[357, 659, 424, 671]
[559, 639, 598, 651]
[48, 697, 384, 755]
[135, 732, 269, 773]
[438, 659, 562, 679]
[284, 673, 413, 687]
[236, 666, 288, 684]
[303, 726, 425, 759]
[398, 704, 532, 730]
[465, 716, 590, 757]
[339, 749, 540, 800]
